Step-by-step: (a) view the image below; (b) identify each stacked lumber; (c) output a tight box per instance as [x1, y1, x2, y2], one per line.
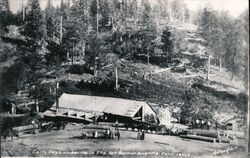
[12, 124, 39, 137]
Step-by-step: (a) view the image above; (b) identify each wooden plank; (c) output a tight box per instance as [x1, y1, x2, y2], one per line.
[132, 117, 142, 120]
[155, 141, 170, 145]
[13, 125, 38, 132]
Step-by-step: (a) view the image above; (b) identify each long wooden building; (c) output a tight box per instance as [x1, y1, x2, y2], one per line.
[43, 93, 159, 126]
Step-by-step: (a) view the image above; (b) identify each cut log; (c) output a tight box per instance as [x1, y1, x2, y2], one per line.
[12, 124, 38, 132]
[180, 134, 230, 143]
[155, 141, 170, 145]
[176, 75, 198, 79]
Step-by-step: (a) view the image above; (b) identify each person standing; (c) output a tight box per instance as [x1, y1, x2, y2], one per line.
[116, 129, 120, 140]
[201, 120, 205, 129]
[137, 130, 142, 140]
[141, 129, 145, 140]
[207, 121, 211, 130]
[115, 120, 118, 130]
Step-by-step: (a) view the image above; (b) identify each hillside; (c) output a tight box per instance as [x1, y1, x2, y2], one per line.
[0, 0, 248, 135]
[0, 22, 247, 131]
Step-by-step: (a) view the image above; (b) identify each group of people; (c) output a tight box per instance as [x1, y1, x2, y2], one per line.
[191, 119, 212, 129]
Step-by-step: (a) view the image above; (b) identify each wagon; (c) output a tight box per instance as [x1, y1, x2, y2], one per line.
[81, 125, 115, 139]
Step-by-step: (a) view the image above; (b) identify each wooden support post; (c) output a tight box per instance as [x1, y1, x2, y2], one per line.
[115, 67, 119, 91]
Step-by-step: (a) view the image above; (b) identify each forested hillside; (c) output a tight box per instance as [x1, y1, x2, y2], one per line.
[0, 0, 248, 128]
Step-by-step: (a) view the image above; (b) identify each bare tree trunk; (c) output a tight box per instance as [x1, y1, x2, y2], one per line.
[219, 57, 222, 72]
[115, 67, 119, 91]
[56, 82, 59, 114]
[97, 0, 99, 34]
[60, 15, 63, 44]
[147, 51, 149, 65]
[231, 55, 235, 81]
[207, 55, 210, 80]
[22, 0, 25, 21]
[94, 57, 97, 77]
[72, 43, 74, 65]
[231, 30, 237, 81]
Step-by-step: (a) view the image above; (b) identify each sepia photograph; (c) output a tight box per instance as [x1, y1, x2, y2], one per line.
[0, 0, 249, 157]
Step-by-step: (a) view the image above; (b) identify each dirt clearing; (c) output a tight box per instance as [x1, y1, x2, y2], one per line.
[1, 125, 246, 157]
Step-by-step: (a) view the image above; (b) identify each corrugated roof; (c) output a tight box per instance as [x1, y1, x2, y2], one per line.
[51, 93, 150, 118]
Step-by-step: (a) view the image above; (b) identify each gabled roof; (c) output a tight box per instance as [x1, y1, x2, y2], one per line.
[51, 93, 152, 118]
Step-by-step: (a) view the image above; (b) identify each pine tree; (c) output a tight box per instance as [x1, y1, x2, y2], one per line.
[0, 0, 13, 33]
[171, 0, 183, 21]
[63, 0, 89, 63]
[161, 27, 174, 62]
[240, 9, 249, 88]
[90, 0, 98, 31]
[45, 0, 55, 39]
[99, 0, 110, 31]
[184, 4, 190, 22]
[22, 0, 45, 40]
[141, 0, 157, 61]
[0, 0, 10, 12]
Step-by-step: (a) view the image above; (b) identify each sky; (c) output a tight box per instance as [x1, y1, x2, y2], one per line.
[183, 0, 248, 17]
[8, 0, 249, 18]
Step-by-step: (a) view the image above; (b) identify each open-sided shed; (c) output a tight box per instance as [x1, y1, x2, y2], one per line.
[43, 93, 158, 124]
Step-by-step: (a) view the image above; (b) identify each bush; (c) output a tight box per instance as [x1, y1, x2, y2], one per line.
[188, 44, 200, 54]
[66, 64, 93, 75]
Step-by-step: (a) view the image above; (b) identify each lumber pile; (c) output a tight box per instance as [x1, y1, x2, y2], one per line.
[12, 124, 39, 137]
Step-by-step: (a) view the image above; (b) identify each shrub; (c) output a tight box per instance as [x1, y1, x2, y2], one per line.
[66, 64, 93, 75]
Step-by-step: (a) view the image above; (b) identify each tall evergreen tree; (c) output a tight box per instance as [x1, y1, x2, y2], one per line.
[90, 0, 98, 31]
[239, 9, 249, 88]
[99, 0, 110, 31]
[22, 0, 45, 40]
[0, 0, 13, 33]
[141, 0, 157, 58]
[45, 0, 55, 39]
[161, 27, 174, 62]
[63, 0, 89, 63]
[171, 0, 183, 21]
[184, 4, 190, 22]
